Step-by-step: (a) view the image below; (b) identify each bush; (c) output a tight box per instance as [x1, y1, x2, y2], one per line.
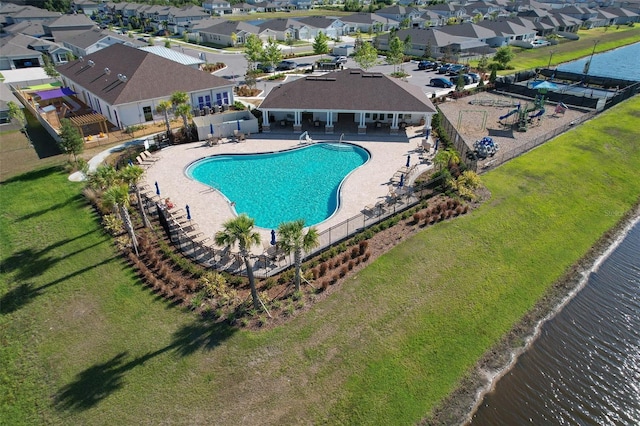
[358, 240, 368, 255]
[350, 246, 360, 259]
[318, 262, 328, 277]
[413, 212, 423, 224]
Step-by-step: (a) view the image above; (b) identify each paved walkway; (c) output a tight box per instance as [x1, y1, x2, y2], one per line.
[140, 128, 434, 254]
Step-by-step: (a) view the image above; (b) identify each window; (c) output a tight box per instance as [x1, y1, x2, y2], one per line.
[365, 113, 370, 118]
[143, 106, 153, 121]
[372, 113, 377, 120]
[387, 114, 393, 119]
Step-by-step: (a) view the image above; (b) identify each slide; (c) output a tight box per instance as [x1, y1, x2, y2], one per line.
[499, 108, 519, 120]
[529, 108, 545, 119]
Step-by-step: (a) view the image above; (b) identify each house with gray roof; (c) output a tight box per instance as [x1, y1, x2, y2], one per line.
[6, 5, 61, 24]
[475, 19, 536, 46]
[169, 5, 210, 34]
[259, 68, 436, 135]
[257, 18, 301, 41]
[42, 14, 97, 34]
[599, 7, 640, 23]
[197, 20, 263, 46]
[71, 0, 101, 16]
[295, 16, 345, 40]
[202, 0, 233, 16]
[57, 27, 147, 58]
[2, 20, 47, 37]
[56, 43, 235, 129]
[340, 12, 399, 33]
[0, 33, 45, 70]
[377, 27, 494, 59]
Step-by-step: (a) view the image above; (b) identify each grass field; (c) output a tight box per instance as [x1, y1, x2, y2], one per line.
[2, 87, 639, 424]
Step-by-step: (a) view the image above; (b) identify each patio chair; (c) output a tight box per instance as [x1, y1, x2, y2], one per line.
[141, 150, 159, 162]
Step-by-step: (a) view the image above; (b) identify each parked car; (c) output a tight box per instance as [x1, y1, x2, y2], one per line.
[430, 77, 454, 88]
[447, 64, 469, 76]
[333, 56, 348, 65]
[467, 72, 481, 83]
[257, 63, 275, 73]
[437, 64, 453, 74]
[418, 60, 436, 70]
[449, 74, 473, 85]
[276, 60, 297, 70]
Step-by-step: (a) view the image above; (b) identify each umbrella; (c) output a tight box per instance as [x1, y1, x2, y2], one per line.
[236, 119, 241, 132]
[155, 181, 160, 196]
[209, 122, 214, 136]
[128, 160, 133, 167]
[270, 229, 276, 246]
[186, 205, 191, 220]
[406, 154, 410, 167]
[399, 174, 404, 187]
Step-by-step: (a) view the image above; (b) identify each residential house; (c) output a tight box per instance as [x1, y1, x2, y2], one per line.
[2, 20, 48, 37]
[197, 20, 263, 46]
[0, 33, 45, 69]
[257, 18, 301, 41]
[202, 0, 233, 16]
[475, 19, 537, 45]
[340, 12, 399, 34]
[5, 5, 61, 25]
[56, 43, 235, 129]
[599, 7, 640, 23]
[169, 5, 210, 34]
[231, 3, 260, 15]
[71, 0, 102, 16]
[375, 5, 424, 26]
[57, 27, 147, 58]
[295, 16, 345, 40]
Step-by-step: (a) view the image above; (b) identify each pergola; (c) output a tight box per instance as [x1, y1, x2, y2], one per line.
[68, 113, 109, 140]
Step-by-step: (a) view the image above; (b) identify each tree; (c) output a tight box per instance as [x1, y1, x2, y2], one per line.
[164, 39, 171, 48]
[489, 67, 497, 83]
[7, 101, 26, 130]
[42, 55, 60, 79]
[244, 34, 264, 71]
[477, 55, 489, 76]
[88, 164, 118, 191]
[456, 72, 465, 91]
[313, 32, 330, 56]
[230, 32, 238, 47]
[403, 35, 412, 57]
[261, 37, 283, 69]
[423, 40, 434, 59]
[493, 46, 514, 69]
[354, 41, 378, 70]
[170, 91, 192, 137]
[59, 119, 84, 165]
[400, 18, 411, 29]
[285, 32, 294, 55]
[433, 148, 461, 171]
[156, 100, 173, 135]
[118, 165, 150, 228]
[387, 36, 405, 73]
[214, 214, 261, 311]
[103, 183, 139, 256]
[472, 13, 484, 23]
[277, 219, 319, 293]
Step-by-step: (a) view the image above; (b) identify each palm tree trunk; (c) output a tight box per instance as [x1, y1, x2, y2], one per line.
[119, 205, 139, 256]
[135, 186, 150, 228]
[294, 247, 302, 293]
[163, 110, 170, 134]
[243, 253, 260, 311]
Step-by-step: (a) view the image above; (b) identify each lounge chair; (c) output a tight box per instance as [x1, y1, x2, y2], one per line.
[141, 150, 159, 161]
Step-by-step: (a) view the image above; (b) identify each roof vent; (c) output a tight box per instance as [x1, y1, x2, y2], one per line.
[87, 60, 95, 67]
[118, 74, 128, 83]
[104, 67, 111, 75]
[79, 56, 84, 62]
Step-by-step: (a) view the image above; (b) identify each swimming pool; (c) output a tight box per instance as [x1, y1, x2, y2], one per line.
[186, 143, 370, 229]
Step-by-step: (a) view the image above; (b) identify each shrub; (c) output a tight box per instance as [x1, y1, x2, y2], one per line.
[321, 280, 329, 291]
[348, 260, 355, 271]
[341, 253, 350, 264]
[332, 273, 340, 284]
[318, 262, 328, 277]
[413, 212, 423, 224]
[363, 251, 371, 262]
[455, 205, 464, 216]
[462, 204, 469, 214]
[333, 259, 341, 269]
[350, 246, 360, 259]
[263, 277, 276, 290]
[358, 240, 368, 255]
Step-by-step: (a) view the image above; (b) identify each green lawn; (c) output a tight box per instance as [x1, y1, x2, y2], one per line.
[2, 101, 640, 423]
[475, 26, 640, 74]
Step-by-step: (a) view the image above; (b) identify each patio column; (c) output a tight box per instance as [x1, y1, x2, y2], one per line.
[294, 110, 302, 132]
[423, 113, 432, 139]
[390, 112, 399, 135]
[325, 111, 333, 134]
[262, 109, 270, 132]
[358, 111, 367, 134]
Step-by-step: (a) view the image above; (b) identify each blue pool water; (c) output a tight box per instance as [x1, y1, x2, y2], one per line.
[186, 143, 370, 229]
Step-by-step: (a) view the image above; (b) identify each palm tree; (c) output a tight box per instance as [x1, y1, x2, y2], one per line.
[214, 214, 261, 311]
[277, 219, 319, 293]
[433, 148, 460, 171]
[118, 165, 150, 228]
[170, 91, 192, 140]
[156, 100, 172, 135]
[88, 164, 118, 191]
[103, 183, 139, 256]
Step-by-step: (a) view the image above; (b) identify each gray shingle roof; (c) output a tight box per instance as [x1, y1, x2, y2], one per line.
[56, 43, 232, 106]
[260, 69, 435, 113]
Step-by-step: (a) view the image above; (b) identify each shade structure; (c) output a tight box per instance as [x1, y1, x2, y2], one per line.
[532, 80, 558, 91]
[209, 123, 214, 135]
[399, 174, 404, 187]
[33, 87, 76, 101]
[270, 229, 276, 246]
[155, 181, 160, 195]
[186, 205, 191, 220]
[406, 154, 410, 167]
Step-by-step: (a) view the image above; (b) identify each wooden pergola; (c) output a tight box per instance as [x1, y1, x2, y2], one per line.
[68, 113, 109, 140]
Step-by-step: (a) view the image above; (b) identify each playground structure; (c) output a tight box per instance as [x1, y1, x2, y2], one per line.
[499, 93, 546, 132]
[457, 110, 488, 132]
[473, 136, 499, 159]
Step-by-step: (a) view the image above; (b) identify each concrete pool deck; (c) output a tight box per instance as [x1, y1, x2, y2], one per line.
[141, 128, 434, 254]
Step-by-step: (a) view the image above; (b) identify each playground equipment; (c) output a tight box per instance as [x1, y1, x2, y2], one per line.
[473, 136, 499, 159]
[499, 94, 546, 132]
